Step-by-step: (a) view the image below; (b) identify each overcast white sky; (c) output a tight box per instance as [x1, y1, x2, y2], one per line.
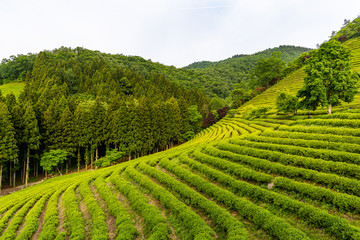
[1, 0, 360, 67]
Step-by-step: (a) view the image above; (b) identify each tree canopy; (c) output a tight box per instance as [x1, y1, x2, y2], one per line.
[297, 39, 358, 114]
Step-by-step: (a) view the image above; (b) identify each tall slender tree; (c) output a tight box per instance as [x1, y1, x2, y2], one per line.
[89, 98, 106, 168]
[22, 102, 40, 187]
[0, 102, 18, 194]
[58, 107, 76, 173]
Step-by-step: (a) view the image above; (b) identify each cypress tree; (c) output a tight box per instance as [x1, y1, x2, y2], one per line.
[22, 102, 40, 187]
[74, 103, 90, 171]
[89, 98, 106, 168]
[0, 102, 18, 194]
[58, 107, 76, 173]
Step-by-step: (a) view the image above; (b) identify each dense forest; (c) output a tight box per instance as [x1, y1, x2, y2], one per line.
[0, 45, 310, 99]
[0, 47, 210, 190]
[182, 45, 311, 97]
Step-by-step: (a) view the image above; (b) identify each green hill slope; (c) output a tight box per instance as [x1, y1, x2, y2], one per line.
[0, 82, 25, 98]
[241, 37, 360, 110]
[2, 108, 360, 239]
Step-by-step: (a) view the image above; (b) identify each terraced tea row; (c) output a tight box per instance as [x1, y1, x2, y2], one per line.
[1, 110, 360, 239]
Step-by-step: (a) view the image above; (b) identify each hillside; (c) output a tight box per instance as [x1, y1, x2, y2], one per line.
[0, 45, 309, 99]
[184, 45, 310, 69]
[0, 82, 24, 99]
[241, 37, 360, 110]
[2, 106, 360, 239]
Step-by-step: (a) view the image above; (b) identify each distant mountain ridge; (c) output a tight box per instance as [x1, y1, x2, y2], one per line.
[184, 45, 311, 69]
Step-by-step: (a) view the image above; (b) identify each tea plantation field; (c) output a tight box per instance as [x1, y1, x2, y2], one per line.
[1, 110, 360, 240]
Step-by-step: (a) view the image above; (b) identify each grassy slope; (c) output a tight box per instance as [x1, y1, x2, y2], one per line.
[0, 82, 25, 99]
[2, 107, 360, 239]
[241, 37, 360, 110]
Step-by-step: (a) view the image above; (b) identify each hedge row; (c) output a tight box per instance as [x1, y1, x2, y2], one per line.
[262, 129, 360, 150]
[224, 120, 258, 133]
[93, 175, 138, 240]
[135, 161, 248, 240]
[110, 171, 170, 240]
[251, 120, 281, 129]
[273, 177, 360, 213]
[191, 149, 273, 184]
[62, 181, 86, 239]
[124, 164, 215, 240]
[162, 156, 308, 240]
[206, 145, 360, 197]
[0, 199, 31, 233]
[228, 139, 360, 178]
[250, 132, 360, 154]
[315, 112, 360, 119]
[291, 118, 360, 128]
[38, 185, 71, 240]
[79, 176, 109, 239]
[16, 191, 54, 240]
[0, 195, 43, 240]
[278, 125, 360, 137]
[177, 154, 360, 240]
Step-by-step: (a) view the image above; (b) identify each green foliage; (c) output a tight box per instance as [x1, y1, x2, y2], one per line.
[138, 160, 246, 239]
[213, 142, 360, 197]
[252, 52, 286, 89]
[332, 16, 360, 42]
[297, 39, 358, 113]
[110, 171, 171, 238]
[209, 96, 226, 111]
[0, 82, 25, 99]
[166, 155, 306, 240]
[242, 105, 269, 120]
[276, 89, 299, 114]
[0, 53, 36, 84]
[94, 149, 125, 167]
[184, 46, 310, 97]
[193, 145, 360, 239]
[62, 182, 86, 239]
[78, 177, 109, 239]
[93, 176, 138, 240]
[41, 149, 69, 173]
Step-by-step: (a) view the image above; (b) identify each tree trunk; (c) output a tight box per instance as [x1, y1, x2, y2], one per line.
[77, 147, 81, 172]
[95, 148, 98, 170]
[328, 104, 332, 114]
[9, 161, 12, 187]
[45, 171, 47, 179]
[22, 159, 26, 184]
[0, 164, 2, 195]
[96, 147, 98, 161]
[13, 159, 16, 187]
[90, 147, 94, 169]
[25, 148, 30, 188]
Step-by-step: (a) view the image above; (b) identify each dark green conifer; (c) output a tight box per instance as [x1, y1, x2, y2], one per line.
[22, 102, 40, 187]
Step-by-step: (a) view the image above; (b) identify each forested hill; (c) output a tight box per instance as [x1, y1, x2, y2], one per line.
[0, 45, 310, 99]
[184, 45, 311, 69]
[179, 45, 311, 97]
[0, 47, 210, 191]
